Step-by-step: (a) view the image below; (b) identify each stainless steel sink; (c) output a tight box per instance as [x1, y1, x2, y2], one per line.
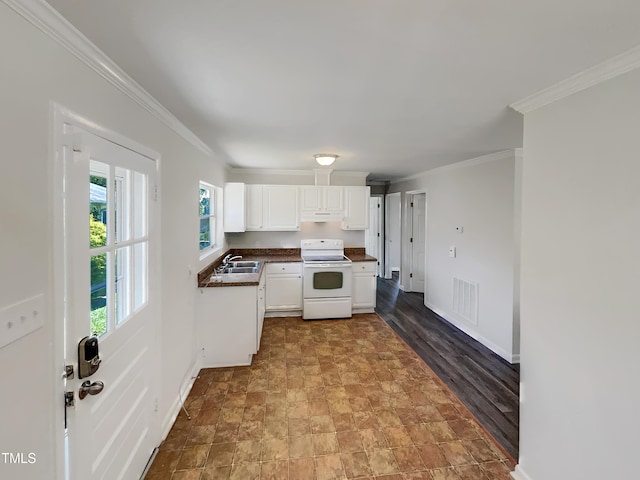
[228, 261, 261, 268]
[223, 266, 259, 274]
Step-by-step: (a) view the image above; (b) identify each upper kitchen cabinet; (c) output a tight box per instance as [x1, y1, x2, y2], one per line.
[245, 184, 264, 230]
[243, 185, 300, 231]
[299, 186, 344, 221]
[263, 185, 300, 230]
[342, 186, 370, 230]
[223, 182, 246, 232]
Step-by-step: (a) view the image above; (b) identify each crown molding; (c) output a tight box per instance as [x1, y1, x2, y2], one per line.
[229, 168, 314, 176]
[3, 0, 213, 156]
[392, 149, 518, 184]
[228, 167, 369, 177]
[510, 44, 640, 114]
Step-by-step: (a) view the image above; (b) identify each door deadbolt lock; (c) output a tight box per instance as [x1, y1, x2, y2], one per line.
[78, 336, 101, 379]
[79, 380, 104, 400]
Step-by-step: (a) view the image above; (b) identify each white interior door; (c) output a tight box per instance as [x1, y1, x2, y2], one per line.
[410, 193, 426, 293]
[365, 196, 382, 276]
[385, 193, 401, 279]
[62, 128, 159, 480]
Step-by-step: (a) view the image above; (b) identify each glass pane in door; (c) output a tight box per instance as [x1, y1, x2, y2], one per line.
[115, 246, 131, 325]
[133, 242, 147, 311]
[90, 253, 108, 336]
[90, 174, 108, 249]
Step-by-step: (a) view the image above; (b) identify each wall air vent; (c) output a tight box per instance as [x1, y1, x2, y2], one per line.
[452, 277, 479, 325]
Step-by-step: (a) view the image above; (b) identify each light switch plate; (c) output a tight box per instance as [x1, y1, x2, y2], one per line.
[449, 246, 456, 258]
[0, 294, 45, 349]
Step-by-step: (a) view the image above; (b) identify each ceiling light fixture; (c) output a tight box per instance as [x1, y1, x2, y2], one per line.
[314, 154, 338, 166]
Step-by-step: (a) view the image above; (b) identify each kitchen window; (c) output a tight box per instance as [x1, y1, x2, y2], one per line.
[199, 181, 222, 257]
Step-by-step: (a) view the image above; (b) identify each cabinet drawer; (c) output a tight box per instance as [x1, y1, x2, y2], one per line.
[353, 262, 377, 274]
[265, 262, 302, 274]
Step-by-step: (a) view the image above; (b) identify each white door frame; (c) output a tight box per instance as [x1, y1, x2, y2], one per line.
[367, 195, 384, 277]
[402, 190, 428, 294]
[384, 192, 401, 280]
[51, 104, 162, 479]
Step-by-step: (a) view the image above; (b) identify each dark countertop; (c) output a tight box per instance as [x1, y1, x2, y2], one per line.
[198, 248, 302, 288]
[345, 248, 378, 262]
[198, 247, 377, 288]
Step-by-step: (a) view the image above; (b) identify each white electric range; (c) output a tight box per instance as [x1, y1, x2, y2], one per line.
[301, 239, 352, 320]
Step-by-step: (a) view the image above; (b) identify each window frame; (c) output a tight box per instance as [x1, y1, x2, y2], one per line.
[199, 181, 223, 260]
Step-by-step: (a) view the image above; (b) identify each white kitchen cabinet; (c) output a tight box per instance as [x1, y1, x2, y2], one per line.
[197, 279, 265, 367]
[263, 185, 300, 230]
[352, 261, 377, 312]
[265, 262, 303, 314]
[342, 186, 370, 230]
[299, 186, 344, 221]
[245, 184, 264, 230]
[223, 182, 246, 232]
[246, 185, 300, 231]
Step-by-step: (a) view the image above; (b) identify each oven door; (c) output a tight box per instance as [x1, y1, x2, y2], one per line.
[303, 264, 352, 298]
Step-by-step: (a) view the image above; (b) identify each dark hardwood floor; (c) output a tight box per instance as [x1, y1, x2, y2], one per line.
[375, 273, 520, 459]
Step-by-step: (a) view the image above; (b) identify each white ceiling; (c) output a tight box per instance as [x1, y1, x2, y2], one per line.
[46, 0, 640, 181]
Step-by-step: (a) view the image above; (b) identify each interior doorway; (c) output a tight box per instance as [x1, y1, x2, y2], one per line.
[365, 195, 383, 277]
[385, 192, 402, 280]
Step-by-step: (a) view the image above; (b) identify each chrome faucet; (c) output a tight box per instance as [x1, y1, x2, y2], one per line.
[222, 253, 242, 266]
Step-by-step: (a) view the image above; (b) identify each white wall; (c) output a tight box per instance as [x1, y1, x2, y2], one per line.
[227, 169, 367, 186]
[389, 151, 520, 362]
[517, 68, 640, 480]
[227, 222, 364, 248]
[0, 6, 224, 478]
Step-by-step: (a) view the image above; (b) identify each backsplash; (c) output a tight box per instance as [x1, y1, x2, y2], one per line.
[226, 221, 365, 248]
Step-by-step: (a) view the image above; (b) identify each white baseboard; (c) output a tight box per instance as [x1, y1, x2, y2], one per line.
[425, 302, 519, 364]
[159, 359, 201, 440]
[352, 307, 375, 314]
[265, 310, 302, 318]
[510, 464, 532, 480]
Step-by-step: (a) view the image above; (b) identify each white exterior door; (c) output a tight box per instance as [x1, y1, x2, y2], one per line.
[410, 193, 426, 293]
[62, 127, 159, 480]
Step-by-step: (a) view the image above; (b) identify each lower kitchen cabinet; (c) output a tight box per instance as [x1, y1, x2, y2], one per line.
[197, 275, 265, 367]
[265, 262, 302, 315]
[352, 261, 377, 312]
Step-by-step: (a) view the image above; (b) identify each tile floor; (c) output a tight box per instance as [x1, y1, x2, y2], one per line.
[145, 314, 515, 480]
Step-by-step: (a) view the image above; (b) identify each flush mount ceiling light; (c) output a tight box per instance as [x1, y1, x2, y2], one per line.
[314, 154, 339, 166]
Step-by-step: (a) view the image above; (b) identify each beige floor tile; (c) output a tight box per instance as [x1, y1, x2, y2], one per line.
[146, 316, 515, 480]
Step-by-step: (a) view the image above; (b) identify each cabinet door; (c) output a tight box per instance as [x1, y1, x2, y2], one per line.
[245, 185, 263, 230]
[352, 273, 377, 309]
[299, 186, 322, 214]
[324, 186, 344, 213]
[343, 186, 370, 230]
[223, 182, 246, 232]
[264, 185, 299, 230]
[266, 274, 302, 310]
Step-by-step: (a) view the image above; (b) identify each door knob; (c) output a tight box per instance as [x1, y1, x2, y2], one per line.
[79, 380, 104, 400]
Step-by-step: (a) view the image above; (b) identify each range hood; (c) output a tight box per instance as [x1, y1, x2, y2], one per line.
[300, 169, 344, 222]
[300, 211, 344, 222]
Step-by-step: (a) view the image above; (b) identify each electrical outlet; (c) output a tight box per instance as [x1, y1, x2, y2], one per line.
[0, 294, 45, 349]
